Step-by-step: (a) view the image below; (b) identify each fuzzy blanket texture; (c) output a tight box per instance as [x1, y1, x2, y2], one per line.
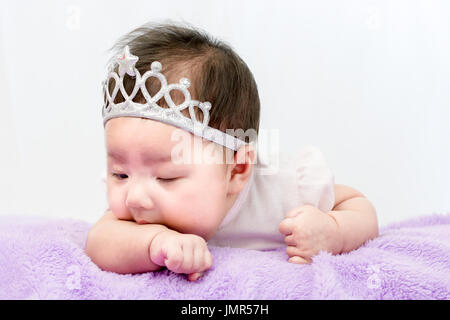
[0, 213, 449, 300]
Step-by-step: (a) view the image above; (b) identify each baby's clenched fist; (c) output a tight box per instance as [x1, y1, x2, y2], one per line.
[278, 205, 343, 264]
[149, 229, 213, 281]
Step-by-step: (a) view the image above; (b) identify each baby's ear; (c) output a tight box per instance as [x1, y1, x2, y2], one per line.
[226, 144, 255, 194]
[235, 143, 256, 166]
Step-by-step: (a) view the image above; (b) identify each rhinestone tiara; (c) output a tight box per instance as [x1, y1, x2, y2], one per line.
[102, 45, 248, 151]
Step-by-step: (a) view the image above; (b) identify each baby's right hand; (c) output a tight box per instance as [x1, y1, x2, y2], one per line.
[149, 229, 213, 281]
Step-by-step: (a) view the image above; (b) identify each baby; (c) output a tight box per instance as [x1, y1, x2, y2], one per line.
[85, 22, 379, 282]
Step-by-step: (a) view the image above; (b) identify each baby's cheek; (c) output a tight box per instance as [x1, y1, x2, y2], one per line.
[190, 209, 221, 236]
[166, 187, 223, 236]
[111, 207, 133, 221]
[107, 189, 132, 220]
[164, 208, 211, 236]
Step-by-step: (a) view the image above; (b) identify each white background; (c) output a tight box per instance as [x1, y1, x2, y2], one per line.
[0, 0, 449, 226]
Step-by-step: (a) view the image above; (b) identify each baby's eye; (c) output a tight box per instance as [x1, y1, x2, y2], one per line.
[157, 177, 178, 183]
[112, 173, 128, 180]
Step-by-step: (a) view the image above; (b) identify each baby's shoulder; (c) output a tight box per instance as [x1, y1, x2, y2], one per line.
[254, 145, 327, 171]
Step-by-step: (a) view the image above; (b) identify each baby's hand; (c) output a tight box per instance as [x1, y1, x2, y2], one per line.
[278, 205, 343, 264]
[149, 229, 213, 281]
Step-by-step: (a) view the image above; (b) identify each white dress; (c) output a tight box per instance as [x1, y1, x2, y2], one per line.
[207, 146, 335, 250]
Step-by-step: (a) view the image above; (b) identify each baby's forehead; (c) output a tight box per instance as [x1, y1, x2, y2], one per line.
[105, 117, 228, 164]
[106, 142, 228, 169]
[106, 117, 187, 143]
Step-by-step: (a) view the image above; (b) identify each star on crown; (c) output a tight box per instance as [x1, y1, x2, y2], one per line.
[116, 45, 138, 77]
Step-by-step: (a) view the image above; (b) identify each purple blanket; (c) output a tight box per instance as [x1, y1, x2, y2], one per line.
[1, 213, 449, 299]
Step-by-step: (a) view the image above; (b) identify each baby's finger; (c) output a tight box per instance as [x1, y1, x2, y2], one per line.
[288, 256, 310, 264]
[286, 245, 305, 257]
[178, 243, 194, 273]
[149, 242, 169, 267]
[188, 272, 203, 282]
[165, 243, 184, 272]
[278, 218, 295, 235]
[192, 246, 205, 272]
[284, 234, 297, 246]
[205, 250, 213, 270]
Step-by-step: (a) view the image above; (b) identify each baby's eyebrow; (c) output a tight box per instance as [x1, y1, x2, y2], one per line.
[107, 150, 173, 164]
[142, 153, 173, 163]
[107, 151, 125, 163]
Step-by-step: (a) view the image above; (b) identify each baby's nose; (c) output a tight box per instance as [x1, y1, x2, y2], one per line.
[125, 183, 154, 211]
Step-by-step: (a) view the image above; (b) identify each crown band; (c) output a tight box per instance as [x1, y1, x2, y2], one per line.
[102, 45, 247, 151]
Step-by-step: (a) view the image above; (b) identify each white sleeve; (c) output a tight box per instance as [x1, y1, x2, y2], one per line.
[294, 146, 335, 213]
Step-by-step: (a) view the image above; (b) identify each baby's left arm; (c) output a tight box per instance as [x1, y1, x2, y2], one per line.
[278, 184, 379, 264]
[327, 184, 379, 253]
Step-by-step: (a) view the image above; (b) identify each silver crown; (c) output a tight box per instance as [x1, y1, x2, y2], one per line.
[102, 45, 246, 151]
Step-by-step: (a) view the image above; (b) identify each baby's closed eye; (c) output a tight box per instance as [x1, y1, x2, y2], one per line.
[111, 173, 179, 183]
[157, 177, 179, 183]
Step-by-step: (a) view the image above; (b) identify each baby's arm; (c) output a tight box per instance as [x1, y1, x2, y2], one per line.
[85, 211, 213, 280]
[85, 211, 168, 274]
[328, 184, 379, 253]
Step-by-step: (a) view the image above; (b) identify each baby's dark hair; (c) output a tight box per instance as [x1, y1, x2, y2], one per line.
[107, 21, 260, 154]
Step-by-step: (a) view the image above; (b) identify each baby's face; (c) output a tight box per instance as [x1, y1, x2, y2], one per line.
[105, 117, 233, 240]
